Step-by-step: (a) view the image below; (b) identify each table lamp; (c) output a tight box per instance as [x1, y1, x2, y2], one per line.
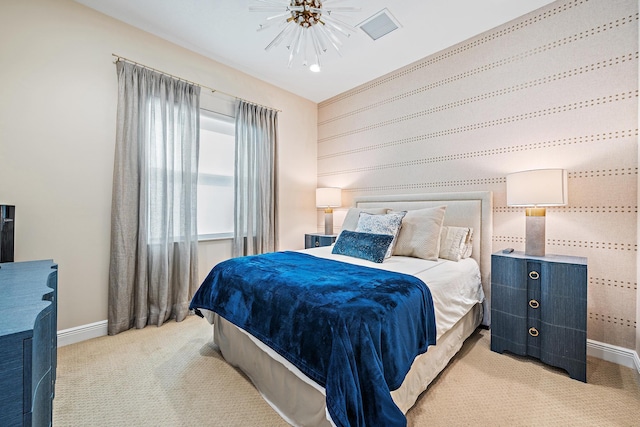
[507, 169, 568, 256]
[316, 187, 341, 235]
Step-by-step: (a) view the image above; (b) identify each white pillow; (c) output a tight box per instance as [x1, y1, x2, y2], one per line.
[461, 228, 473, 259]
[341, 207, 389, 232]
[355, 211, 406, 258]
[439, 226, 473, 261]
[392, 206, 446, 261]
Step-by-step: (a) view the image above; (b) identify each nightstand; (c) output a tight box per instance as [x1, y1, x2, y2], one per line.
[490, 251, 587, 382]
[305, 233, 337, 249]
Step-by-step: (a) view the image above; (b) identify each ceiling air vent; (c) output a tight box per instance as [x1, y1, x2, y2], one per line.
[358, 8, 401, 41]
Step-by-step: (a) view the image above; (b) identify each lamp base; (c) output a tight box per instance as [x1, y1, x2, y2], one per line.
[324, 208, 334, 236]
[525, 208, 546, 257]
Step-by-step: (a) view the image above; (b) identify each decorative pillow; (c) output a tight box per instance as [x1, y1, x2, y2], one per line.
[331, 230, 395, 263]
[461, 228, 474, 259]
[341, 207, 389, 232]
[355, 211, 407, 258]
[393, 206, 446, 261]
[439, 226, 473, 261]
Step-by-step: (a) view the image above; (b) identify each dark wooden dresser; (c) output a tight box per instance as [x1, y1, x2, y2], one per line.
[0, 260, 58, 426]
[490, 251, 587, 382]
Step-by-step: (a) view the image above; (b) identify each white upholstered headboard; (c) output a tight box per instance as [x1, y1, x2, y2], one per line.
[354, 191, 493, 325]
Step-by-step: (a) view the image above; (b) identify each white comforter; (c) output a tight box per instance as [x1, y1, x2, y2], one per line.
[301, 246, 484, 340]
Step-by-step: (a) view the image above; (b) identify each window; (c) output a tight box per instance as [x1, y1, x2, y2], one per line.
[146, 96, 200, 244]
[198, 110, 235, 240]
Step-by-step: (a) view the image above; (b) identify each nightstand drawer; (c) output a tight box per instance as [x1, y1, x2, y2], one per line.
[305, 233, 337, 249]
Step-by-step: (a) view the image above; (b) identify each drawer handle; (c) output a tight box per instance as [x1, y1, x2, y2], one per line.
[529, 271, 540, 280]
[529, 299, 540, 309]
[528, 327, 539, 337]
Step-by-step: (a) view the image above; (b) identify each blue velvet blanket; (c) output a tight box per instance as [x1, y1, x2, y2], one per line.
[189, 251, 436, 427]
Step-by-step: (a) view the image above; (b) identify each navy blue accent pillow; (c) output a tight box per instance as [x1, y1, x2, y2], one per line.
[331, 230, 394, 263]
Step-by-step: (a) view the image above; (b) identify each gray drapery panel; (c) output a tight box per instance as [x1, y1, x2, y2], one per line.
[233, 100, 279, 257]
[108, 61, 200, 335]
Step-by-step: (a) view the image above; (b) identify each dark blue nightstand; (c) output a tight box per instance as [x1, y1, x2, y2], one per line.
[490, 251, 587, 382]
[305, 233, 337, 249]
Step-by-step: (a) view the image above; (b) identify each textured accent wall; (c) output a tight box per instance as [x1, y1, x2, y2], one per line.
[317, 0, 638, 349]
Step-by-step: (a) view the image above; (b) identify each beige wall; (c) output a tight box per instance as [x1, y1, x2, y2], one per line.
[0, 0, 318, 330]
[318, 0, 638, 350]
[637, 2, 640, 361]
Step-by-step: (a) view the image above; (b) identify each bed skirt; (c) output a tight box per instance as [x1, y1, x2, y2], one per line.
[209, 303, 483, 426]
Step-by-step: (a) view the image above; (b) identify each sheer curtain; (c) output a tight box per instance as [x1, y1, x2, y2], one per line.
[108, 61, 200, 335]
[233, 101, 279, 257]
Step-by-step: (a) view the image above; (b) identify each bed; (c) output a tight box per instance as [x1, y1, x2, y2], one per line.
[191, 191, 493, 426]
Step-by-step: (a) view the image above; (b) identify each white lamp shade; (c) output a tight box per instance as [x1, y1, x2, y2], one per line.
[507, 169, 568, 206]
[316, 187, 342, 208]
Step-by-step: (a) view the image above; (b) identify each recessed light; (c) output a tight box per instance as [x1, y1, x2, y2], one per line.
[310, 64, 321, 73]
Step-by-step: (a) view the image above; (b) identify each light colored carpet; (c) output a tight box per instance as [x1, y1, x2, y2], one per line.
[54, 316, 640, 426]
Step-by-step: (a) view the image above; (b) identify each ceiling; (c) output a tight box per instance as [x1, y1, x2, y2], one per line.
[74, 0, 556, 103]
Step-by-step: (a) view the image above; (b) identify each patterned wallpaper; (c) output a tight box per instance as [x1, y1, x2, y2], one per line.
[317, 0, 638, 349]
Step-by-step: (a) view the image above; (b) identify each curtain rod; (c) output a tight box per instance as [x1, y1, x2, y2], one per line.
[112, 54, 282, 113]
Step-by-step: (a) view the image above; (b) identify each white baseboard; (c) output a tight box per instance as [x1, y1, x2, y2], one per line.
[56, 321, 640, 374]
[57, 320, 108, 347]
[587, 339, 640, 374]
[634, 350, 640, 375]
